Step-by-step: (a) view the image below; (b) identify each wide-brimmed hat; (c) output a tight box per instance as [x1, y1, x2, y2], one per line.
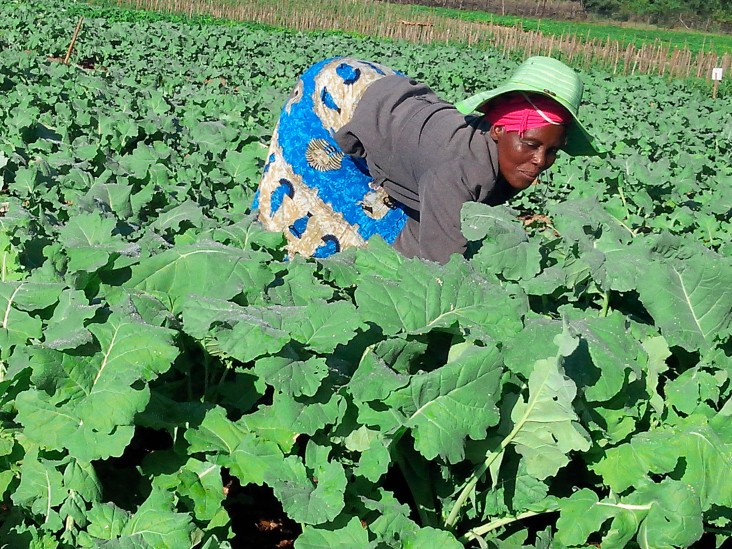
[455, 56, 603, 156]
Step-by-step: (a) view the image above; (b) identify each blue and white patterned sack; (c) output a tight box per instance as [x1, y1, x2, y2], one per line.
[254, 57, 409, 258]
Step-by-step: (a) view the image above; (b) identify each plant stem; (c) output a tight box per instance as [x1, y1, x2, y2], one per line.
[600, 290, 610, 317]
[462, 509, 556, 540]
[618, 184, 628, 211]
[541, 294, 550, 314]
[705, 526, 732, 534]
[444, 443, 502, 528]
[445, 383, 529, 528]
[209, 362, 230, 404]
[217, 362, 230, 388]
[615, 181, 638, 236]
[203, 351, 211, 400]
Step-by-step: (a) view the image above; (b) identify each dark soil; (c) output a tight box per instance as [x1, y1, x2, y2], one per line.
[225, 479, 301, 549]
[96, 427, 300, 548]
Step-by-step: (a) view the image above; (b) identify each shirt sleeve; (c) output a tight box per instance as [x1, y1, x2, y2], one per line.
[414, 163, 478, 264]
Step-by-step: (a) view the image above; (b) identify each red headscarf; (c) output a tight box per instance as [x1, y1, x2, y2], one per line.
[484, 93, 572, 137]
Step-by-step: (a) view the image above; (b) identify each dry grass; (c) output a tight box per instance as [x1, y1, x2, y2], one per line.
[105, 0, 731, 79]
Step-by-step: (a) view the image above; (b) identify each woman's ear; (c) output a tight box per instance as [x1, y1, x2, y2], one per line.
[489, 125, 503, 142]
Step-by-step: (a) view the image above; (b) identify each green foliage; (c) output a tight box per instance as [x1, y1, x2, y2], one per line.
[0, 1, 730, 548]
[408, 2, 732, 55]
[582, 0, 732, 30]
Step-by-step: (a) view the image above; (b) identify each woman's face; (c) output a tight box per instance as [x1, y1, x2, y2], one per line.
[490, 124, 567, 190]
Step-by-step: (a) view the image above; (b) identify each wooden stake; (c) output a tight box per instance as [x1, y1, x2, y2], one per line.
[63, 16, 84, 64]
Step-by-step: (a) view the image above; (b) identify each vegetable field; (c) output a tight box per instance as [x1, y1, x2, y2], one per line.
[1, 1, 731, 547]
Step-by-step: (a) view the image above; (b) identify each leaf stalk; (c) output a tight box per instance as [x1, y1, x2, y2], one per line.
[462, 509, 555, 540]
[445, 382, 529, 528]
[600, 290, 611, 317]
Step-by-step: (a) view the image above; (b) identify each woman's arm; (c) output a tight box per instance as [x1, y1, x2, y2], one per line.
[409, 165, 478, 264]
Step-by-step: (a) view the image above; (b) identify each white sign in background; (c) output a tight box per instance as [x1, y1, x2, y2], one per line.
[712, 67, 724, 81]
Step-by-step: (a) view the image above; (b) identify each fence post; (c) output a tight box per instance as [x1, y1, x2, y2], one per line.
[712, 67, 723, 99]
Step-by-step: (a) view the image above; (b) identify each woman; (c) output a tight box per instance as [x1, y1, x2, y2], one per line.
[255, 56, 602, 264]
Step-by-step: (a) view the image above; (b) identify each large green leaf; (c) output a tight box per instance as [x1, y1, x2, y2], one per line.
[57, 211, 134, 274]
[348, 339, 418, 403]
[546, 198, 645, 293]
[636, 252, 732, 352]
[461, 203, 541, 281]
[566, 312, 644, 403]
[63, 459, 102, 504]
[385, 344, 504, 463]
[355, 259, 524, 343]
[555, 480, 705, 549]
[0, 281, 63, 348]
[555, 489, 617, 546]
[127, 244, 275, 313]
[15, 313, 178, 460]
[505, 339, 591, 480]
[255, 355, 329, 397]
[149, 200, 205, 234]
[181, 297, 291, 362]
[265, 444, 347, 525]
[593, 422, 732, 511]
[43, 289, 99, 351]
[11, 450, 65, 531]
[84, 488, 194, 546]
[505, 314, 644, 404]
[264, 258, 334, 305]
[603, 480, 704, 548]
[296, 517, 373, 549]
[175, 458, 225, 522]
[185, 406, 283, 486]
[183, 297, 364, 360]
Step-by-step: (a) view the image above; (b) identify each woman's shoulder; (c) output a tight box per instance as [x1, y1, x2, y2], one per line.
[360, 75, 450, 109]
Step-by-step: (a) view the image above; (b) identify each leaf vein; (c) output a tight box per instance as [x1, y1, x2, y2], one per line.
[673, 267, 706, 339]
[2, 283, 24, 329]
[93, 326, 121, 387]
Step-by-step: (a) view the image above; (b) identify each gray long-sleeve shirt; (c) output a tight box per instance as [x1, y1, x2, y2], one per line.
[334, 75, 519, 264]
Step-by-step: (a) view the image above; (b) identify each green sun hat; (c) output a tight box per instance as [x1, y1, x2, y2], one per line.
[455, 56, 604, 156]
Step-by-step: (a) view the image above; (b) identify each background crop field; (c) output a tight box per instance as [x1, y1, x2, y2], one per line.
[98, 0, 732, 81]
[0, 1, 730, 548]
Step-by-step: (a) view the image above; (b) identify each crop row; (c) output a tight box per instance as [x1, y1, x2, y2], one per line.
[0, 1, 730, 548]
